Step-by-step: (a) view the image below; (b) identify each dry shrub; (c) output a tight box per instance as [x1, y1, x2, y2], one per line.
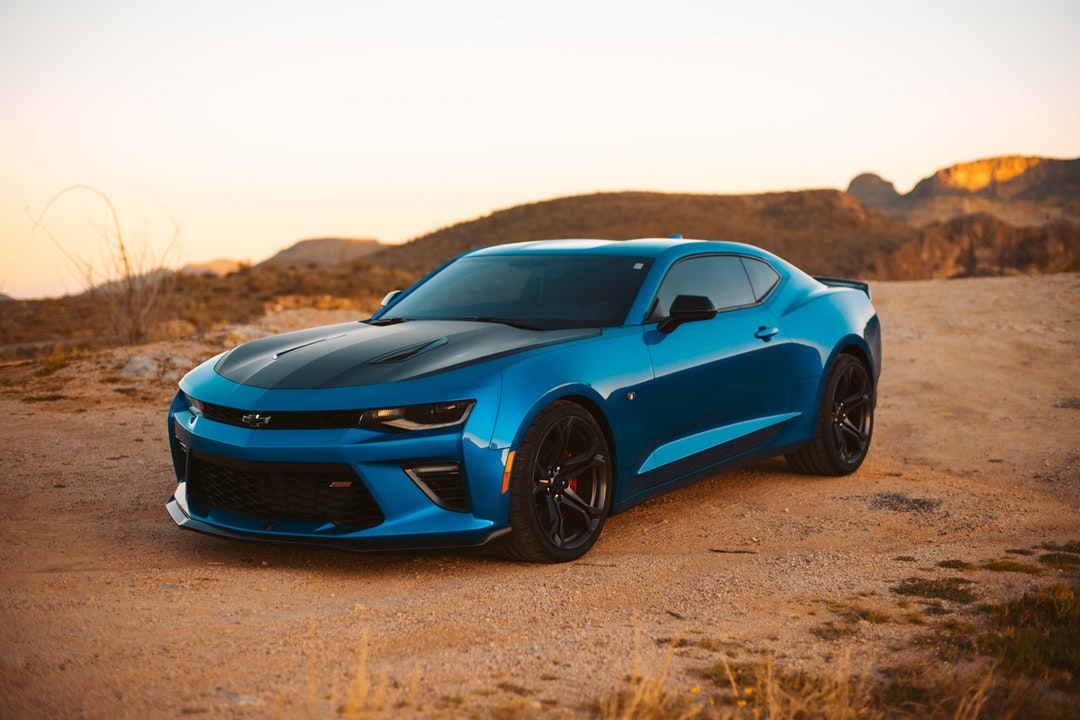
[28, 185, 180, 345]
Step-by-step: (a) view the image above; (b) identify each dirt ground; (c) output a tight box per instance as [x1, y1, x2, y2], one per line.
[1, 274, 1078, 718]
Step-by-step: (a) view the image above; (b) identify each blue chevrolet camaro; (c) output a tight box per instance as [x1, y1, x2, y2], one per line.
[167, 238, 880, 562]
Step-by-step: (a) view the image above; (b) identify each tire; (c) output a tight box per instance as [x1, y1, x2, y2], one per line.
[786, 354, 874, 476]
[504, 401, 612, 562]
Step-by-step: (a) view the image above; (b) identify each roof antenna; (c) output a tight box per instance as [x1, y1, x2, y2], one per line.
[668, 233, 683, 239]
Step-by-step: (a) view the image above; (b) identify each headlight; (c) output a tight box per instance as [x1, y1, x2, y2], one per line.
[184, 394, 204, 416]
[359, 400, 475, 432]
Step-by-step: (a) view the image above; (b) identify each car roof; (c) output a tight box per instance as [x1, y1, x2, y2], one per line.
[465, 238, 774, 261]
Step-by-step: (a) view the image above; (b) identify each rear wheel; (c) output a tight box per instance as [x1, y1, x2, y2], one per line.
[504, 401, 612, 562]
[786, 354, 873, 475]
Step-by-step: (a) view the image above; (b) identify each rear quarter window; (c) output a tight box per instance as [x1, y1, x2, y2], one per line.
[740, 257, 781, 301]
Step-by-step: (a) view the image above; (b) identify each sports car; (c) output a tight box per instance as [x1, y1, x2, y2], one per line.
[167, 238, 880, 562]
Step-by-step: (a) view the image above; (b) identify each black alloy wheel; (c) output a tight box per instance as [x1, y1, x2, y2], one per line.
[786, 354, 874, 476]
[505, 401, 612, 562]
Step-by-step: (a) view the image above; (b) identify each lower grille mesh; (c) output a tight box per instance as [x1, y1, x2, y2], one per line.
[187, 451, 384, 530]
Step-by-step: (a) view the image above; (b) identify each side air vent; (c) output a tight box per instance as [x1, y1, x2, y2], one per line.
[403, 462, 469, 512]
[172, 437, 189, 481]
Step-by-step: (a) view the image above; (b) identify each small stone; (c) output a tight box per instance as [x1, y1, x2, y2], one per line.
[121, 356, 156, 379]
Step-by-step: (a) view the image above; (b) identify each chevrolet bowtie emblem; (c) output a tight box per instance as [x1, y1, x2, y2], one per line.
[241, 413, 272, 427]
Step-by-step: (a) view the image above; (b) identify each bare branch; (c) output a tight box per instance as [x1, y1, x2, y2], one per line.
[26, 185, 181, 345]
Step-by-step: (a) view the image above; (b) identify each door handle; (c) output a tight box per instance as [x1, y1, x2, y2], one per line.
[755, 326, 779, 341]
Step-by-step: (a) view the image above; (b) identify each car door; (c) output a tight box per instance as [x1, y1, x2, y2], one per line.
[634, 254, 795, 488]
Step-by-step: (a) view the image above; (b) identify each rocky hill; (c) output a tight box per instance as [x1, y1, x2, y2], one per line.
[369, 190, 914, 279]
[873, 213, 1080, 279]
[369, 176, 1080, 281]
[256, 237, 384, 269]
[849, 155, 1080, 227]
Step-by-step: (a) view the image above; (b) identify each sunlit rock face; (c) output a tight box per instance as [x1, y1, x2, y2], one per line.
[849, 155, 1080, 227]
[911, 155, 1044, 197]
[844, 155, 1080, 279]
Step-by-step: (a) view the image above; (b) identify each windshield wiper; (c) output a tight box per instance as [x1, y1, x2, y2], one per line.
[368, 316, 410, 326]
[466, 316, 546, 331]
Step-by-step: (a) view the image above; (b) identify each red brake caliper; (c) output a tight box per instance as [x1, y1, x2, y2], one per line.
[565, 450, 577, 493]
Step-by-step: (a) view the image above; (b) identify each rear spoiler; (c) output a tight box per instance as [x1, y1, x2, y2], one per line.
[814, 276, 871, 300]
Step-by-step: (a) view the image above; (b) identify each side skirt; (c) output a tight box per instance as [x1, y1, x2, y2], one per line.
[611, 431, 807, 515]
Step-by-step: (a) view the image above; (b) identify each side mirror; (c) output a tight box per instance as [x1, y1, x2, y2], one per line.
[380, 290, 402, 308]
[657, 294, 717, 334]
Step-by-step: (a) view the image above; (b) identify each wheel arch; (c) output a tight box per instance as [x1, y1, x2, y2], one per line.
[825, 337, 877, 394]
[836, 342, 873, 385]
[502, 390, 619, 489]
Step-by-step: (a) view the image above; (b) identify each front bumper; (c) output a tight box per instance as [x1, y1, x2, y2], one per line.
[165, 364, 513, 552]
[166, 484, 511, 552]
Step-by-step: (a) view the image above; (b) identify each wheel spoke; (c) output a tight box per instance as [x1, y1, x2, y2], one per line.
[839, 366, 857, 394]
[543, 495, 565, 546]
[560, 438, 605, 477]
[842, 391, 869, 410]
[560, 487, 602, 521]
[841, 418, 868, 443]
[538, 418, 572, 469]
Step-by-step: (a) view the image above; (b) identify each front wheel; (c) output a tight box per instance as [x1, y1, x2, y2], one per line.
[786, 354, 874, 476]
[504, 401, 612, 563]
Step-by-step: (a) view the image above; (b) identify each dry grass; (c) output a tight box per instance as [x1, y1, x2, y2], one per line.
[891, 577, 977, 604]
[281, 625, 420, 719]
[585, 545, 1079, 720]
[595, 630, 703, 720]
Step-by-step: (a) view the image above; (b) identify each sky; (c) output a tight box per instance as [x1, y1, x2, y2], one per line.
[1, 0, 1078, 299]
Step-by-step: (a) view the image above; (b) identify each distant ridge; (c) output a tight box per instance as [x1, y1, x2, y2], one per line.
[368, 154, 1079, 281]
[256, 237, 384, 269]
[369, 190, 912, 279]
[181, 258, 244, 277]
[848, 155, 1080, 227]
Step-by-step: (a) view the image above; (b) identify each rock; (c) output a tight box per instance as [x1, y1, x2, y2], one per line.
[121, 356, 157, 379]
[847, 173, 902, 209]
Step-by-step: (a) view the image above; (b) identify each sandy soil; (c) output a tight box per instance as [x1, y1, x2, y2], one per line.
[1, 274, 1078, 718]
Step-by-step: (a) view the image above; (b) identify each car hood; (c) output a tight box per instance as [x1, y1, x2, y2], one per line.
[214, 320, 600, 389]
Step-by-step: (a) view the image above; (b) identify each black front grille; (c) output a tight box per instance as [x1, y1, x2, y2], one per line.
[187, 451, 384, 530]
[187, 395, 362, 430]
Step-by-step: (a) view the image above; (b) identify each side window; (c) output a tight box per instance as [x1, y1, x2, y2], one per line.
[648, 255, 756, 320]
[740, 257, 781, 301]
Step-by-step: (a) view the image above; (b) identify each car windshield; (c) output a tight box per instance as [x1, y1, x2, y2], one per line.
[377, 254, 653, 330]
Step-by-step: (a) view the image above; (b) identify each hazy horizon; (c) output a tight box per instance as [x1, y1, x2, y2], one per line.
[3, 0, 1078, 299]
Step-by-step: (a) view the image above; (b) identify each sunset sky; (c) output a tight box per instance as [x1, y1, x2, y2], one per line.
[2, 0, 1077, 299]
